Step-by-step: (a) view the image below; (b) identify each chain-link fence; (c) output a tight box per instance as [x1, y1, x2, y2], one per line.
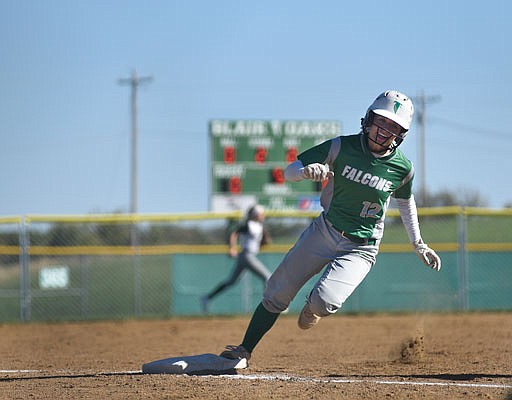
[0, 208, 511, 322]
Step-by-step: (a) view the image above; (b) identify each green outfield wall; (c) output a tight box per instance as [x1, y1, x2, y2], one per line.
[170, 251, 511, 316]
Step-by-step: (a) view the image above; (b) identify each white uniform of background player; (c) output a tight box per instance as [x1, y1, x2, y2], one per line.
[202, 205, 271, 313]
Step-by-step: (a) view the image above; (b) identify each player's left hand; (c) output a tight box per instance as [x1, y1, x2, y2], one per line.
[413, 239, 441, 271]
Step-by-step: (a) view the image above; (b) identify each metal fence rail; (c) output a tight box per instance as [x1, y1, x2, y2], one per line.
[0, 208, 511, 322]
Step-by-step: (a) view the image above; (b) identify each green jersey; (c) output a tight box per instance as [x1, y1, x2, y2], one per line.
[298, 133, 414, 240]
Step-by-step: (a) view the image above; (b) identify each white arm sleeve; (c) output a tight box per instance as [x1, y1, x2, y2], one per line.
[396, 195, 422, 244]
[284, 160, 305, 182]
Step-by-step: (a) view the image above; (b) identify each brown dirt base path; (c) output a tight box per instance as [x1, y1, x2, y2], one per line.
[0, 312, 511, 399]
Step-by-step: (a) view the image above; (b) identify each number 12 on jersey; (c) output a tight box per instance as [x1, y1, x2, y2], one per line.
[360, 201, 381, 218]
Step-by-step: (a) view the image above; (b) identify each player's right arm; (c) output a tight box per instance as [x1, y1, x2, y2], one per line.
[285, 137, 341, 183]
[284, 160, 305, 182]
[284, 160, 333, 182]
[228, 230, 239, 258]
[285, 139, 336, 182]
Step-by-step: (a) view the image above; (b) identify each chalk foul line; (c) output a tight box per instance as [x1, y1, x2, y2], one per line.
[219, 373, 512, 389]
[1, 370, 511, 389]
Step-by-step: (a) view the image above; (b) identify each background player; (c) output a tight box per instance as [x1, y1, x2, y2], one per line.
[219, 90, 441, 362]
[201, 204, 272, 313]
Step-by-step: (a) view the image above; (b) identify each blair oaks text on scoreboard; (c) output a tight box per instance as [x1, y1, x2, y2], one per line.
[209, 119, 341, 211]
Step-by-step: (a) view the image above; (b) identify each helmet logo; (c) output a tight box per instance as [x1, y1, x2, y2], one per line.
[393, 101, 401, 113]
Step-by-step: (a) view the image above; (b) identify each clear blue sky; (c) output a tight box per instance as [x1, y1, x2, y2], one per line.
[1, 0, 510, 215]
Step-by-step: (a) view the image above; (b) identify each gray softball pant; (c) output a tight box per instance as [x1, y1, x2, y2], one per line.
[262, 213, 379, 316]
[226, 251, 272, 285]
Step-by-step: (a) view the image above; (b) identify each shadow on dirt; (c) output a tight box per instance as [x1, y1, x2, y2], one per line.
[0, 369, 239, 382]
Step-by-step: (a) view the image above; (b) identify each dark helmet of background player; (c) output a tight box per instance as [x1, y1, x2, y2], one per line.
[247, 204, 265, 220]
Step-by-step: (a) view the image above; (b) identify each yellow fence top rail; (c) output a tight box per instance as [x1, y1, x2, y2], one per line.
[0, 216, 23, 224]
[24, 210, 320, 223]
[24, 212, 244, 223]
[0, 206, 509, 224]
[461, 207, 512, 216]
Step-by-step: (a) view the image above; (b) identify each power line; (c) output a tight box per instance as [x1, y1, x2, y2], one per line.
[430, 116, 510, 139]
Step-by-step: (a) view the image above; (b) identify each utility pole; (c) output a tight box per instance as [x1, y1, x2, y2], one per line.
[413, 90, 441, 206]
[119, 69, 153, 216]
[118, 70, 152, 316]
[119, 70, 153, 245]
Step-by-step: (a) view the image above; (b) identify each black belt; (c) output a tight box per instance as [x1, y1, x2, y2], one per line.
[335, 228, 376, 245]
[323, 214, 377, 245]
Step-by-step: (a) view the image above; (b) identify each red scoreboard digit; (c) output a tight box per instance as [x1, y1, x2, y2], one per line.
[271, 168, 285, 184]
[228, 176, 242, 194]
[254, 147, 268, 164]
[286, 146, 298, 163]
[223, 146, 236, 164]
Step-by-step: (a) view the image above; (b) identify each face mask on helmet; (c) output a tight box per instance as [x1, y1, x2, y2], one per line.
[361, 90, 414, 151]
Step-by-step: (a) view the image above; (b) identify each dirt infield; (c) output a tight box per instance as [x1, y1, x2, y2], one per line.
[1, 312, 511, 399]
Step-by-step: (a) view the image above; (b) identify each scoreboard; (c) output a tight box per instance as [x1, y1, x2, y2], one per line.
[209, 119, 341, 211]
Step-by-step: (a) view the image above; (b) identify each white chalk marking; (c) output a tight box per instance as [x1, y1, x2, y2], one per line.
[0, 370, 42, 373]
[2, 369, 511, 390]
[219, 373, 512, 389]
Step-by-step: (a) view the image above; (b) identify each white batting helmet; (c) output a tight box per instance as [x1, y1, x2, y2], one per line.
[361, 90, 414, 150]
[363, 90, 414, 131]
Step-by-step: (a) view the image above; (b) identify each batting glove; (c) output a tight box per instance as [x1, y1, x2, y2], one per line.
[301, 163, 334, 182]
[413, 239, 441, 271]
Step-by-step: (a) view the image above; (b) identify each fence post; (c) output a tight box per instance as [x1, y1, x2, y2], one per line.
[80, 255, 90, 319]
[457, 208, 468, 310]
[19, 217, 31, 322]
[132, 218, 142, 317]
[133, 252, 142, 317]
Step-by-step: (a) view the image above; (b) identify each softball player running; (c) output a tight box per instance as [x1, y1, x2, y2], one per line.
[201, 204, 272, 313]
[219, 90, 441, 363]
